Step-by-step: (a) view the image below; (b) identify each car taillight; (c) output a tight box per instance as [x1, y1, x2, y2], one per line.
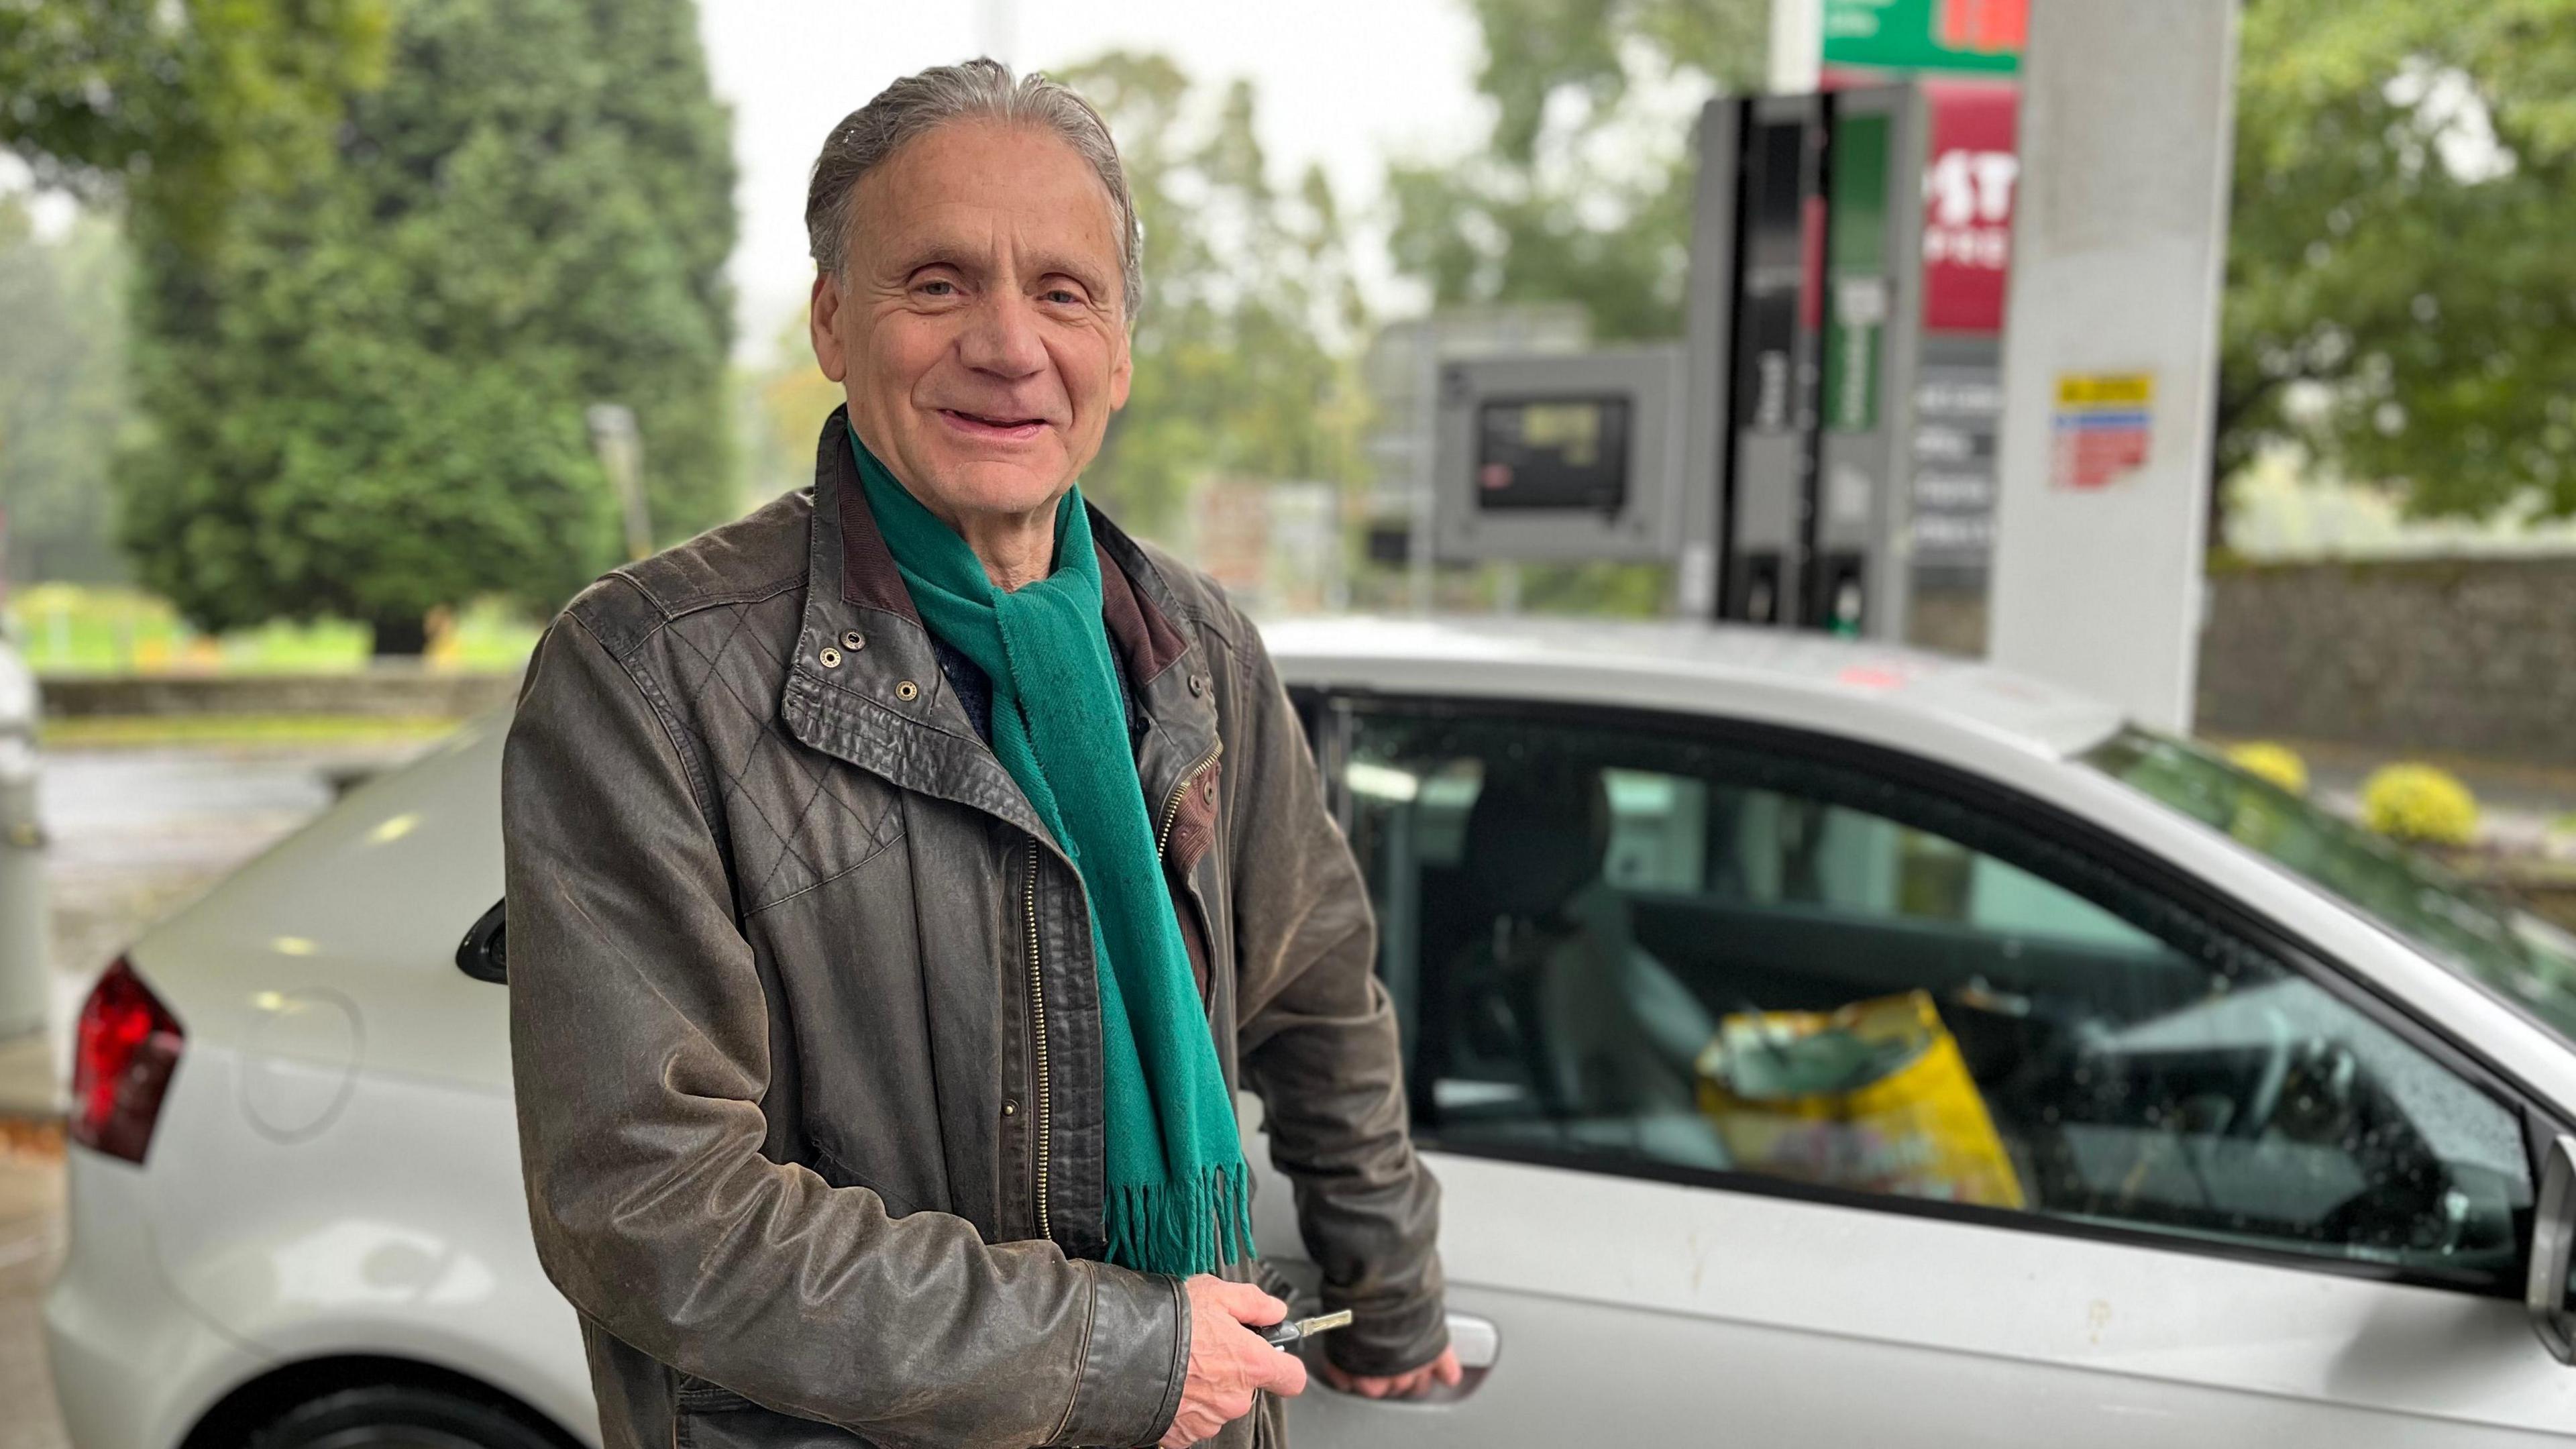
[72, 957, 184, 1164]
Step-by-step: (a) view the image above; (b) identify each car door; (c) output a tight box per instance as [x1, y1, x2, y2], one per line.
[1246, 694, 2576, 1446]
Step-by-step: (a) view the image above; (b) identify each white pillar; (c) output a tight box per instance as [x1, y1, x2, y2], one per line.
[1986, 0, 2238, 732]
[1768, 0, 1823, 93]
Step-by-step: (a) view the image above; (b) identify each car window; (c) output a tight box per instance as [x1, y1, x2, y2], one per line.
[1344, 704, 2533, 1289]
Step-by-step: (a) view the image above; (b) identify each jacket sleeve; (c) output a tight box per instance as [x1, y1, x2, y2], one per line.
[502, 597, 1187, 1449]
[1220, 613, 1449, 1378]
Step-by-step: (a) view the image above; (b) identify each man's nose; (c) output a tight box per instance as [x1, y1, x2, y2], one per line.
[957, 290, 1048, 380]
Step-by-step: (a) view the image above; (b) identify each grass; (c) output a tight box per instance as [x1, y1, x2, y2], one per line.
[5, 584, 539, 675]
[41, 713, 468, 751]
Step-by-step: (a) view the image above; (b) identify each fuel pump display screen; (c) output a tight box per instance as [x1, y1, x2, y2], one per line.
[1430, 350, 1676, 563]
[1474, 396, 1632, 513]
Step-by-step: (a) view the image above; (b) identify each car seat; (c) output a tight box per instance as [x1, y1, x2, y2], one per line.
[1450, 764, 1724, 1165]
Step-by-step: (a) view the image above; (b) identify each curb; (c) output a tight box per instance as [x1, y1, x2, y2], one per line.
[0, 1116, 64, 1159]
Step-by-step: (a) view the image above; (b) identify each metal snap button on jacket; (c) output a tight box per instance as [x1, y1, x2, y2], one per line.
[894, 680, 920, 701]
[840, 630, 865, 651]
[818, 647, 842, 669]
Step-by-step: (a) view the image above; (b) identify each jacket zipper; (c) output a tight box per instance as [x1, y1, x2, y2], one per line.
[1027, 743, 1218, 1242]
[1156, 743, 1224, 859]
[1026, 836, 1052, 1243]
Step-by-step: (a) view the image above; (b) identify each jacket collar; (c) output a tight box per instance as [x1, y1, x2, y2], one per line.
[780, 407, 1219, 848]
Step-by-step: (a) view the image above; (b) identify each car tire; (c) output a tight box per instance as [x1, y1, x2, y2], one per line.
[245, 1383, 566, 1449]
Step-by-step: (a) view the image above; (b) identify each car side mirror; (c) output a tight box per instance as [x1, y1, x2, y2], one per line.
[456, 898, 507, 984]
[2528, 1134, 2576, 1364]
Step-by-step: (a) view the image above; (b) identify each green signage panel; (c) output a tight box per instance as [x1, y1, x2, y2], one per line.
[1823, 114, 1890, 432]
[1828, 113, 1889, 272]
[1822, 0, 2024, 76]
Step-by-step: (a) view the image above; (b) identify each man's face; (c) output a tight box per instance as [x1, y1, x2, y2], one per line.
[810, 120, 1132, 525]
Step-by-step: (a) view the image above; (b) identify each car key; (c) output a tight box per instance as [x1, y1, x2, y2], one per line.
[1260, 1309, 1353, 1350]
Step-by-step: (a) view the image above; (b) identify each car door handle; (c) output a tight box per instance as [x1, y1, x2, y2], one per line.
[1319, 1311, 1499, 1404]
[1447, 1311, 1499, 1371]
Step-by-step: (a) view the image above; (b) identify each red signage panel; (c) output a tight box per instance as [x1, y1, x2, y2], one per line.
[1919, 78, 2018, 335]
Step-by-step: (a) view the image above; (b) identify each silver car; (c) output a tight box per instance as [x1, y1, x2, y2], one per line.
[45, 617, 2576, 1448]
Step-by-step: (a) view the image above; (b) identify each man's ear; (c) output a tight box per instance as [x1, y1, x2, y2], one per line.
[808, 271, 847, 383]
[1108, 326, 1133, 411]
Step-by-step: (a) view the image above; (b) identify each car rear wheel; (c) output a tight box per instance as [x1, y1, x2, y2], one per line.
[245, 1385, 566, 1449]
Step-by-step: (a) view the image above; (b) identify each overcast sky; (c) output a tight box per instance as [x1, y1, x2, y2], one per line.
[695, 1, 1489, 361]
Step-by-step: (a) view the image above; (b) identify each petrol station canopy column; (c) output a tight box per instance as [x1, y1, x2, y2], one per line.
[1984, 0, 2240, 731]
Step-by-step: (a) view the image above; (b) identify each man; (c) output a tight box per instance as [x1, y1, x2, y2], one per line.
[502, 59, 1455, 1449]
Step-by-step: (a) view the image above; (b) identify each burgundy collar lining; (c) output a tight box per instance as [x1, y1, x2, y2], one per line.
[1094, 535, 1189, 687]
[828, 411, 923, 623]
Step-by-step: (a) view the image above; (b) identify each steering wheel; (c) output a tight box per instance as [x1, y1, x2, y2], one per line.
[2230, 1007, 2296, 1139]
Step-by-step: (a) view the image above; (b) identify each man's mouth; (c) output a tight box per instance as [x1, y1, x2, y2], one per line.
[936, 409, 1049, 439]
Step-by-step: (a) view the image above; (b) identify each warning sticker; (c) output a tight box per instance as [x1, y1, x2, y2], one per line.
[2050, 372, 2153, 490]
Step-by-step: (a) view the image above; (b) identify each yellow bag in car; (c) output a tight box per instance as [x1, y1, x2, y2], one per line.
[1694, 989, 2025, 1210]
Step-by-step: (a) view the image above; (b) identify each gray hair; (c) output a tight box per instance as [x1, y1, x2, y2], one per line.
[806, 58, 1144, 320]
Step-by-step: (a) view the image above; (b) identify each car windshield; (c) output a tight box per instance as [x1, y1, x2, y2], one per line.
[2083, 726, 2576, 1044]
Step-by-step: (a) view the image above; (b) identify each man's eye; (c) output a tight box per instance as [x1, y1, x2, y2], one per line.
[918, 279, 957, 297]
[1043, 288, 1082, 305]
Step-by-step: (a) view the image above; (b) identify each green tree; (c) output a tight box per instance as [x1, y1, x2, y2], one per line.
[1054, 51, 1373, 537]
[113, 0, 739, 653]
[0, 199, 132, 584]
[0, 0, 390, 252]
[2222, 0, 2576, 521]
[1387, 0, 1766, 343]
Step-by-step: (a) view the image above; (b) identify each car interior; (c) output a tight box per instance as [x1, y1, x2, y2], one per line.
[1331, 704, 2532, 1287]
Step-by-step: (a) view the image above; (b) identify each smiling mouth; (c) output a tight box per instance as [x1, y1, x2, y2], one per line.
[938, 409, 1047, 437]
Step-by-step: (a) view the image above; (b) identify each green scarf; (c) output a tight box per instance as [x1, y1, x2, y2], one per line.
[853, 435, 1248, 1278]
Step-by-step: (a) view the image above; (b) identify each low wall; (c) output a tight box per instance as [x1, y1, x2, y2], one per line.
[26, 557, 2575, 763]
[38, 667, 523, 719]
[2196, 555, 2576, 767]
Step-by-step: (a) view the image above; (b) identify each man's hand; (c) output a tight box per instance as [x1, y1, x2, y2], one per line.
[1320, 1346, 1466, 1401]
[1161, 1275, 1308, 1448]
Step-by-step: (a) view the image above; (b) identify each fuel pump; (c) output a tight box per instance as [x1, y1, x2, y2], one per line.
[1686, 85, 1925, 639]
[1431, 83, 1925, 644]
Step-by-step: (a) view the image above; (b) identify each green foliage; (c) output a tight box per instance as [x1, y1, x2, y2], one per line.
[0, 198, 130, 584]
[1051, 52, 1373, 536]
[2221, 0, 2576, 520]
[1387, 0, 1766, 342]
[1515, 560, 1676, 616]
[45, 713, 467, 749]
[0, 0, 391, 249]
[4, 582, 536, 673]
[113, 0, 739, 649]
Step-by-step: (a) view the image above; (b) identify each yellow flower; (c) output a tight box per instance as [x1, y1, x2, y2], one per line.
[2225, 741, 2309, 796]
[2361, 763, 2479, 847]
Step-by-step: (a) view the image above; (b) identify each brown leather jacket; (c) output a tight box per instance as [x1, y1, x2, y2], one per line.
[501, 408, 1445, 1449]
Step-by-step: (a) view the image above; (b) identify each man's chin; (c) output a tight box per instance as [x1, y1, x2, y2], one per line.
[921, 455, 1076, 521]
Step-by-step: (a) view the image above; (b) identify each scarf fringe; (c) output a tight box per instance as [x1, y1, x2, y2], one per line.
[1104, 1161, 1254, 1278]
